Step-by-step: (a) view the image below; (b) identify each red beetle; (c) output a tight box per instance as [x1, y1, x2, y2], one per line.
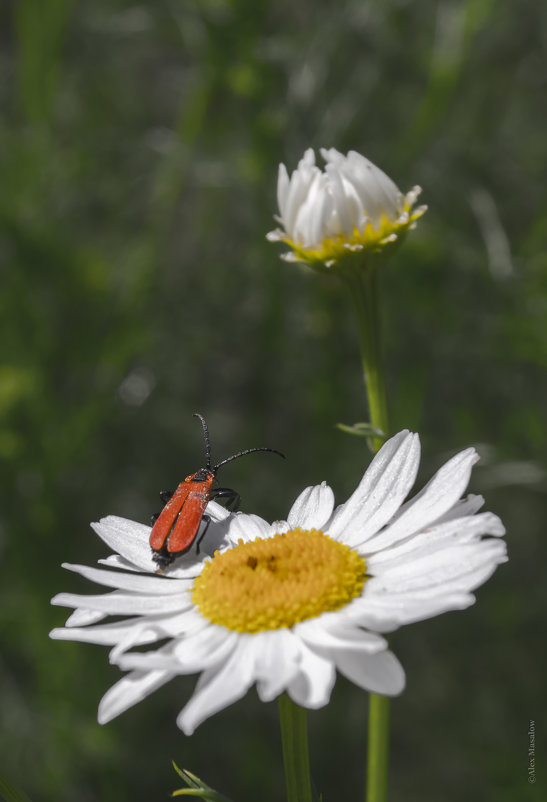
[149, 413, 284, 569]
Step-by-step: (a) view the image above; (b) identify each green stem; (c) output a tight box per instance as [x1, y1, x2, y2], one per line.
[343, 266, 391, 802]
[278, 695, 313, 802]
[344, 268, 389, 449]
[366, 694, 391, 802]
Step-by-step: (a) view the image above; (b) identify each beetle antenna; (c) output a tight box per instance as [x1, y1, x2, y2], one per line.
[193, 413, 212, 471]
[214, 447, 285, 472]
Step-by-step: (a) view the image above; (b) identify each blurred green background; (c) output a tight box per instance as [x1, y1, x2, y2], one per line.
[1, 0, 545, 800]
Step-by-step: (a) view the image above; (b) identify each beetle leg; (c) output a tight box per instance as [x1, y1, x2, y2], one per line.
[151, 490, 174, 522]
[211, 487, 241, 512]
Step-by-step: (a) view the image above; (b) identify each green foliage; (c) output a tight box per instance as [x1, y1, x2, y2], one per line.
[171, 763, 234, 801]
[1, 1, 545, 801]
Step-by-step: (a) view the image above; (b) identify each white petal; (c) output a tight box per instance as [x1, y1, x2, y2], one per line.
[286, 643, 335, 708]
[405, 185, 422, 206]
[296, 613, 387, 654]
[346, 151, 401, 219]
[365, 448, 479, 553]
[266, 228, 283, 242]
[171, 625, 240, 671]
[340, 597, 403, 633]
[320, 146, 344, 164]
[115, 618, 232, 675]
[328, 431, 420, 546]
[432, 493, 484, 524]
[308, 176, 334, 245]
[277, 163, 290, 221]
[224, 513, 271, 546]
[98, 555, 149, 573]
[49, 625, 109, 645]
[50, 619, 147, 647]
[325, 163, 355, 237]
[205, 499, 232, 522]
[367, 512, 505, 571]
[265, 519, 290, 536]
[91, 516, 153, 569]
[287, 481, 335, 530]
[254, 630, 302, 702]
[115, 652, 183, 672]
[64, 607, 107, 626]
[335, 648, 405, 695]
[193, 501, 234, 556]
[300, 148, 316, 167]
[51, 589, 193, 616]
[294, 172, 324, 245]
[98, 669, 174, 724]
[284, 155, 320, 237]
[108, 624, 161, 662]
[97, 553, 204, 580]
[61, 562, 193, 594]
[158, 557, 208, 579]
[177, 635, 258, 734]
[355, 591, 477, 627]
[334, 156, 384, 226]
[366, 539, 507, 595]
[50, 609, 197, 650]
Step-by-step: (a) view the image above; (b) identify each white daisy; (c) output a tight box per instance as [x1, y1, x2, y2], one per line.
[267, 148, 427, 268]
[50, 431, 506, 735]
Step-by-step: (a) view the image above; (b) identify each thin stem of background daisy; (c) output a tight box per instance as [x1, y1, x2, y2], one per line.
[344, 267, 389, 452]
[278, 695, 313, 802]
[344, 265, 392, 802]
[267, 148, 426, 802]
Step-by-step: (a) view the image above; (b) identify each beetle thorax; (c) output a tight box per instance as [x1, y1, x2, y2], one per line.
[187, 468, 215, 483]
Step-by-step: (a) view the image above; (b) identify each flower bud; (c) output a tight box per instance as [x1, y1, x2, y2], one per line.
[267, 148, 426, 269]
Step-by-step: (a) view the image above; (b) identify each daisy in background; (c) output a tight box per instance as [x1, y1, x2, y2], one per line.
[50, 430, 506, 736]
[267, 148, 427, 269]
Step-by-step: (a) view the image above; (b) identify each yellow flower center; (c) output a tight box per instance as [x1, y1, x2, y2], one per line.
[192, 528, 368, 633]
[281, 194, 426, 268]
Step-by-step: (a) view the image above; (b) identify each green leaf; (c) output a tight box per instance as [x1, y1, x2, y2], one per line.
[335, 422, 387, 439]
[171, 763, 234, 802]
